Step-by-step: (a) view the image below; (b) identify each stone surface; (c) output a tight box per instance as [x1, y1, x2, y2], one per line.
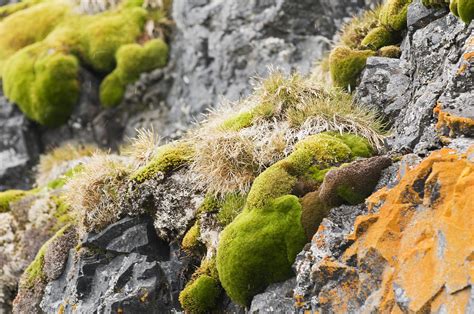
[40, 215, 194, 313]
[249, 277, 296, 313]
[294, 146, 474, 313]
[120, 0, 381, 140]
[356, 5, 473, 154]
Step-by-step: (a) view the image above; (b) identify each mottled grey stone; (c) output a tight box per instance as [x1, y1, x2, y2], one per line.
[250, 278, 297, 313]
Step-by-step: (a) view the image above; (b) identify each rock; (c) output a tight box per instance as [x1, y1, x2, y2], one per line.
[356, 11, 473, 154]
[0, 92, 39, 191]
[249, 277, 296, 313]
[121, 169, 204, 242]
[294, 146, 474, 313]
[120, 0, 378, 140]
[407, 0, 448, 31]
[41, 215, 195, 313]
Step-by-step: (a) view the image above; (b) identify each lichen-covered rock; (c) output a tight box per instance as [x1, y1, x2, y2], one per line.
[294, 146, 474, 313]
[356, 2, 473, 153]
[249, 277, 297, 313]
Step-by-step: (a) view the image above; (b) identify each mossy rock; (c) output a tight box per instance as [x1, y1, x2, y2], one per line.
[131, 142, 194, 183]
[329, 46, 375, 91]
[217, 195, 307, 306]
[379, 0, 413, 31]
[0, 189, 27, 213]
[100, 38, 169, 107]
[179, 275, 221, 313]
[361, 26, 398, 50]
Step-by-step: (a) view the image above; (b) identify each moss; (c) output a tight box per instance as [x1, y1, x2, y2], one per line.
[3, 43, 80, 126]
[46, 164, 84, 189]
[307, 166, 334, 183]
[329, 46, 375, 91]
[361, 26, 397, 50]
[450, 0, 459, 16]
[300, 191, 330, 240]
[328, 132, 374, 158]
[336, 184, 366, 205]
[219, 110, 255, 131]
[179, 275, 221, 313]
[51, 196, 72, 232]
[100, 39, 169, 107]
[197, 194, 220, 214]
[217, 195, 307, 306]
[379, 0, 412, 31]
[181, 222, 201, 252]
[456, 0, 474, 23]
[0, 189, 27, 213]
[20, 224, 71, 289]
[131, 142, 194, 183]
[339, 7, 381, 49]
[0, 2, 169, 125]
[422, 0, 449, 7]
[378, 45, 402, 58]
[217, 193, 246, 226]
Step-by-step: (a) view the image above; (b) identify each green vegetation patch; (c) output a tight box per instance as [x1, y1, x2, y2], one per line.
[0, 189, 27, 213]
[131, 142, 194, 183]
[0, 0, 169, 126]
[450, 0, 474, 23]
[329, 46, 375, 90]
[379, 0, 413, 31]
[179, 275, 221, 313]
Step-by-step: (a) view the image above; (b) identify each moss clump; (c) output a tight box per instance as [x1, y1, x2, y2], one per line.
[217, 195, 307, 306]
[3, 43, 80, 126]
[361, 26, 397, 50]
[181, 222, 201, 252]
[300, 191, 330, 240]
[219, 110, 255, 131]
[131, 142, 194, 183]
[329, 46, 375, 90]
[379, 0, 413, 31]
[0, 189, 27, 213]
[0, 2, 169, 125]
[217, 193, 246, 226]
[338, 7, 381, 49]
[179, 275, 221, 313]
[100, 38, 168, 107]
[51, 196, 72, 232]
[451, 0, 474, 23]
[378, 45, 402, 58]
[329, 132, 374, 158]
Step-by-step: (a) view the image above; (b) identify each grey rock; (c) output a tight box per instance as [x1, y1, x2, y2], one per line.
[41, 215, 194, 313]
[250, 277, 296, 313]
[407, 0, 448, 31]
[120, 0, 380, 140]
[0, 91, 39, 191]
[356, 12, 473, 154]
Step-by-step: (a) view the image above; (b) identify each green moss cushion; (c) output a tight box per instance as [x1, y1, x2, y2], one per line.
[178, 275, 221, 313]
[379, 0, 413, 31]
[329, 46, 375, 91]
[217, 195, 307, 306]
[361, 26, 397, 50]
[3, 43, 80, 126]
[457, 0, 474, 23]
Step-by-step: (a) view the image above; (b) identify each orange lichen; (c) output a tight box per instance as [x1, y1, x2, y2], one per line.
[464, 51, 474, 61]
[343, 147, 474, 312]
[434, 103, 474, 137]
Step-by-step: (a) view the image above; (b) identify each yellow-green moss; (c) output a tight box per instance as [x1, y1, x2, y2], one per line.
[181, 222, 201, 252]
[452, 0, 474, 23]
[100, 38, 168, 107]
[378, 45, 402, 58]
[46, 164, 84, 189]
[338, 7, 381, 49]
[0, 189, 27, 213]
[179, 275, 221, 313]
[0, 2, 169, 125]
[20, 224, 70, 289]
[361, 26, 397, 50]
[379, 0, 413, 31]
[219, 110, 255, 131]
[217, 193, 246, 226]
[51, 196, 72, 232]
[131, 142, 194, 183]
[217, 195, 307, 306]
[329, 46, 375, 91]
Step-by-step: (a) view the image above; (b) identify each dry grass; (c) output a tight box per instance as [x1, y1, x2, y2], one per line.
[338, 6, 382, 49]
[121, 128, 160, 169]
[189, 70, 386, 195]
[36, 142, 98, 186]
[63, 153, 130, 233]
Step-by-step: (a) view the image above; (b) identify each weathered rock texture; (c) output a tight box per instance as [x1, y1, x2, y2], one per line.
[294, 146, 474, 312]
[356, 1, 474, 154]
[40, 216, 194, 313]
